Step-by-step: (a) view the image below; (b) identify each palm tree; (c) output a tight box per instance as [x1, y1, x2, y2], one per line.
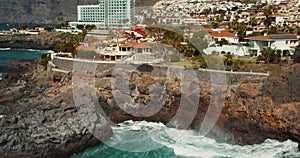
[57, 17, 64, 29]
[263, 6, 273, 29]
[224, 52, 233, 68]
[249, 17, 258, 27]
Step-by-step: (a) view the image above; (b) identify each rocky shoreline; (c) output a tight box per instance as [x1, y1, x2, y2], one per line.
[0, 60, 300, 157]
[0, 32, 69, 50]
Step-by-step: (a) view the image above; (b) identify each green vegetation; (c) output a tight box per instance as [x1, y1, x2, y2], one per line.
[146, 27, 209, 68]
[53, 32, 86, 56]
[53, 42, 75, 53]
[263, 6, 273, 29]
[39, 54, 51, 70]
[229, 15, 247, 41]
[258, 47, 281, 64]
[44, 26, 54, 32]
[216, 39, 229, 46]
[18, 23, 29, 30]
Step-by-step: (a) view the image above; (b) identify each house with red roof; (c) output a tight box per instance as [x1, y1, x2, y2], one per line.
[245, 33, 300, 56]
[205, 28, 239, 45]
[99, 41, 173, 63]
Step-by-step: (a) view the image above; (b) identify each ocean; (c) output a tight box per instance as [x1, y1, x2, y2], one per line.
[0, 48, 49, 67]
[73, 121, 300, 158]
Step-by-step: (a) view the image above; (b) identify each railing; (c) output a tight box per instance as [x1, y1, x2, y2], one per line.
[52, 57, 269, 76]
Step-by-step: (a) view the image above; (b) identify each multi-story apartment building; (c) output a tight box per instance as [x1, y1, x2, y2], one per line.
[246, 34, 300, 56]
[70, 0, 135, 29]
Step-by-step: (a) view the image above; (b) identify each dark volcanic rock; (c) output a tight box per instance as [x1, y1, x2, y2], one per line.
[1, 60, 300, 157]
[0, 0, 159, 24]
[0, 61, 113, 158]
[0, 33, 67, 50]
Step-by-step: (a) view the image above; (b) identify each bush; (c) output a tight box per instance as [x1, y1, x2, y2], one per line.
[53, 42, 75, 53]
[39, 54, 51, 70]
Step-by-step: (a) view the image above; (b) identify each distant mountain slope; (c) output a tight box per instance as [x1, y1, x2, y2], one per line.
[0, 0, 159, 24]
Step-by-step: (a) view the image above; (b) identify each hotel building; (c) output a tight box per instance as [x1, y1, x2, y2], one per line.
[69, 0, 136, 29]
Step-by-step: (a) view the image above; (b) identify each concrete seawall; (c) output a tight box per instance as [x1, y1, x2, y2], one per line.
[52, 57, 269, 85]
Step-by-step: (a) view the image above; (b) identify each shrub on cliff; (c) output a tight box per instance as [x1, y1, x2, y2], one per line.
[39, 54, 51, 70]
[53, 42, 75, 53]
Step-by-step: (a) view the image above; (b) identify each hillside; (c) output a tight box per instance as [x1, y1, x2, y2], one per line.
[0, 0, 159, 24]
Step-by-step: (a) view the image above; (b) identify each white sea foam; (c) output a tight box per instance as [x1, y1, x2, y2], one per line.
[109, 121, 300, 158]
[0, 48, 11, 51]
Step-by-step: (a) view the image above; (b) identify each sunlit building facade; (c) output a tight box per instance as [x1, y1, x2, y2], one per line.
[70, 0, 135, 29]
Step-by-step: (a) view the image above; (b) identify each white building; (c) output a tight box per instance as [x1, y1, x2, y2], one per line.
[69, 0, 135, 29]
[246, 34, 300, 56]
[205, 28, 239, 45]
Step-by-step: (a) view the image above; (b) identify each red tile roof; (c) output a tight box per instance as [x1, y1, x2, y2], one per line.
[208, 30, 236, 37]
[246, 34, 299, 41]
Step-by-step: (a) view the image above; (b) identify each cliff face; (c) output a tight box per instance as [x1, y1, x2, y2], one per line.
[219, 64, 300, 145]
[0, 32, 69, 50]
[0, 61, 112, 157]
[0, 0, 158, 24]
[1, 61, 300, 157]
[95, 64, 300, 146]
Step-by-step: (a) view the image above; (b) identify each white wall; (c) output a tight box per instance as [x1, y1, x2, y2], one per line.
[204, 45, 250, 56]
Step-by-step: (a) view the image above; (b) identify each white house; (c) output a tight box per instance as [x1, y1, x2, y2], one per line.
[205, 28, 239, 45]
[245, 34, 300, 56]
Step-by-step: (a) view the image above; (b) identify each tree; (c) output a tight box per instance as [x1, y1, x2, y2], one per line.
[259, 47, 281, 64]
[18, 23, 28, 30]
[57, 17, 64, 22]
[211, 22, 219, 29]
[216, 16, 223, 26]
[39, 54, 51, 70]
[236, 22, 247, 41]
[216, 39, 229, 46]
[263, 6, 273, 29]
[249, 17, 258, 27]
[57, 17, 64, 29]
[44, 26, 54, 32]
[268, 26, 278, 34]
[224, 52, 233, 67]
[85, 25, 96, 31]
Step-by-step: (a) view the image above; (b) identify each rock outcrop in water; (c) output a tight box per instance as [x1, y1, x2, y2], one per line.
[94, 63, 300, 148]
[0, 60, 112, 157]
[0, 60, 300, 157]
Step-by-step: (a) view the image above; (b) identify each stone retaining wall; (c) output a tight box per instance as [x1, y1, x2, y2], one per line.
[52, 57, 268, 85]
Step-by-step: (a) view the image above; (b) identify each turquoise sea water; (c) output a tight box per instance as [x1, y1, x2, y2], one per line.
[73, 121, 300, 158]
[0, 48, 49, 66]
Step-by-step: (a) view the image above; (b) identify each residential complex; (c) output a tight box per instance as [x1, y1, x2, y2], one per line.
[70, 0, 135, 29]
[65, 0, 300, 63]
[246, 34, 300, 56]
